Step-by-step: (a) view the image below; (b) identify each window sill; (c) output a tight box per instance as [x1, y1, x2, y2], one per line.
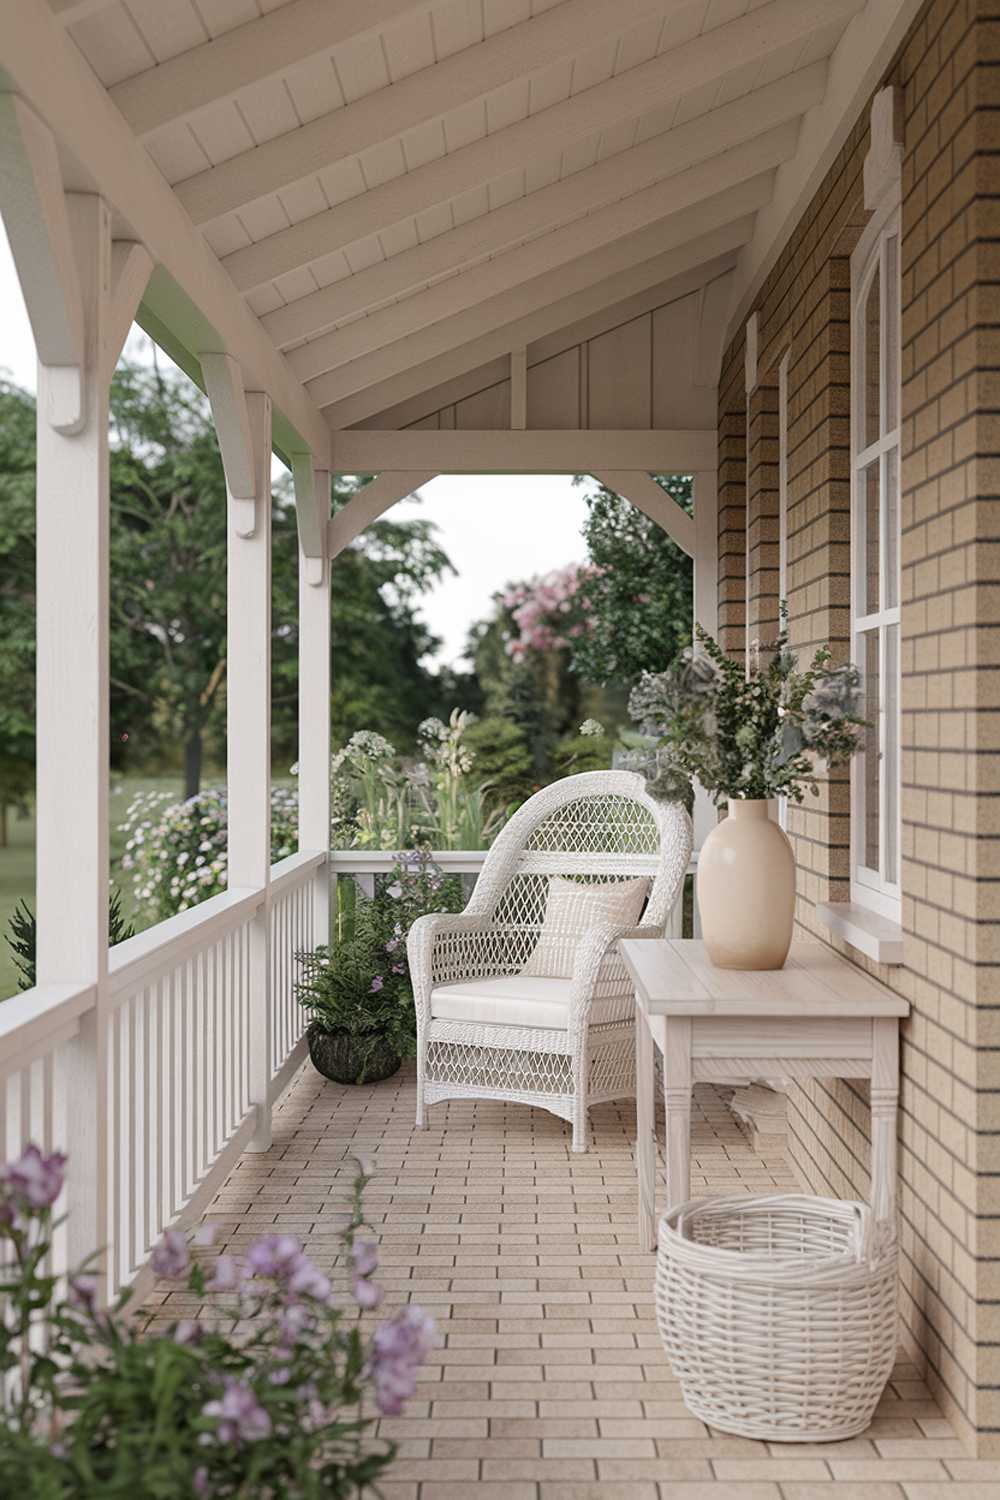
[814, 901, 904, 966]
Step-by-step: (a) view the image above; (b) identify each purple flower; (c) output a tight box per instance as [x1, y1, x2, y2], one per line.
[203, 1377, 273, 1444]
[151, 1228, 190, 1279]
[369, 1306, 436, 1415]
[0, 1145, 67, 1211]
[287, 1259, 332, 1304]
[352, 1238, 379, 1278]
[192, 1468, 211, 1498]
[278, 1303, 313, 1341]
[206, 1254, 242, 1293]
[173, 1319, 202, 1346]
[354, 1277, 383, 1310]
[369, 975, 384, 993]
[246, 1233, 303, 1279]
[392, 963, 405, 975]
[67, 1273, 98, 1313]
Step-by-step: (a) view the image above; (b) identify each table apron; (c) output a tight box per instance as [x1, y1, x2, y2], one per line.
[688, 1016, 873, 1058]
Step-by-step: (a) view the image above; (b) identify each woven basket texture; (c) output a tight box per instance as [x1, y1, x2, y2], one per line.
[655, 1193, 898, 1443]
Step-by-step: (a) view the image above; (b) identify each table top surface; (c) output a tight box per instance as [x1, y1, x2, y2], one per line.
[620, 937, 910, 1018]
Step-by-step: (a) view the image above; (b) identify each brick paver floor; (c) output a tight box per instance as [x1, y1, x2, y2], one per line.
[145, 1062, 993, 1499]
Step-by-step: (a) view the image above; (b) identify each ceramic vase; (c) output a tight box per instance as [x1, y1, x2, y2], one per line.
[696, 798, 795, 969]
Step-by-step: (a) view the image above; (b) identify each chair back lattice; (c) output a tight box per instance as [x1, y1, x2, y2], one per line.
[468, 771, 692, 937]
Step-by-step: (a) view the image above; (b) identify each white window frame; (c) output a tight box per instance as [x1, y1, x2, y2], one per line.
[849, 188, 902, 924]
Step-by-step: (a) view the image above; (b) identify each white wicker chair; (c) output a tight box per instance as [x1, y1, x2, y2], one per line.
[407, 770, 692, 1151]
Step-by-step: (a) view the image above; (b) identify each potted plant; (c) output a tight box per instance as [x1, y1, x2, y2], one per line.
[297, 852, 462, 1085]
[629, 619, 864, 969]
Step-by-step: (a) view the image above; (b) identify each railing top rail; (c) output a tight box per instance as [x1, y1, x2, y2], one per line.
[0, 981, 96, 1062]
[330, 849, 699, 874]
[108, 885, 264, 999]
[271, 848, 326, 897]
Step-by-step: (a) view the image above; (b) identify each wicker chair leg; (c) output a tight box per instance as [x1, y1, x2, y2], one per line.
[414, 1039, 427, 1129]
[571, 1115, 589, 1152]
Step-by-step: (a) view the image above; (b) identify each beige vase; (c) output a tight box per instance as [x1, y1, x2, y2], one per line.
[696, 799, 795, 969]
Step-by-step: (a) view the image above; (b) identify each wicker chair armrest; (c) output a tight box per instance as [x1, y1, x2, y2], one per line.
[566, 921, 646, 1030]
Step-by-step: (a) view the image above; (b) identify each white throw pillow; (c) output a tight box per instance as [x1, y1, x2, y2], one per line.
[522, 875, 650, 980]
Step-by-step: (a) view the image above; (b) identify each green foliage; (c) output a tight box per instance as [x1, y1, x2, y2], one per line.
[297, 853, 462, 1072]
[0, 381, 37, 842]
[5, 891, 135, 993]
[0, 1147, 432, 1498]
[570, 476, 693, 686]
[629, 619, 866, 805]
[462, 715, 536, 806]
[118, 784, 298, 924]
[551, 720, 614, 778]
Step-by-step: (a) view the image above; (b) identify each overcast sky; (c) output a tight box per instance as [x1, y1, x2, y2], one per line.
[0, 225, 589, 669]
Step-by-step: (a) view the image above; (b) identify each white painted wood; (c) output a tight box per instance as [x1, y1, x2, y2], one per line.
[0, 0, 330, 462]
[229, 65, 822, 296]
[663, 1016, 692, 1211]
[51, 0, 115, 21]
[692, 278, 732, 390]
[330, 431, 716, 474]
[327, 471, 435, 559]
[510, 349, 527, 431]
[322, 242, 742, 429]
[0, 93, 84, 429]
[870, 1017, 899, 1222]
[298, 521, 331, 952]
[290, 453, 326, 573]
[224, 38, 827, 299]
[864, 86, 904, 211]
[225, 391, 274, 1151]
[744, 310, 759, 395]
[34, 193, 111, 1273]
[109, 0, 435, 138]
[814, 901, 905, 965]
[202, 351, 257, 529]
[307, 202, 762, 408]
[635, 1005, 656, 1250]
[595, 471, 695, 557]
[277, 147, 783, 365]
[726, 0, 925, 340]
[175, 0, 695, 226]
[103, 241, 152, 385]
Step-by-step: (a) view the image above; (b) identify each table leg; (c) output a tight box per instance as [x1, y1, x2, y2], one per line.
[663, 1016, 692, 1211]
[871, 1018, 899, 1225]
[635, 1005, 656, 1250]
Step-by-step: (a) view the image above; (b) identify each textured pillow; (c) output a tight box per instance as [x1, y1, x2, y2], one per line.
[522, 876, 650, 979]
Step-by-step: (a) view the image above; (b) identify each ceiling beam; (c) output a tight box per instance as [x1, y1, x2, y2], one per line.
[279, 148, 781, 375]
[0, 0, 330, 463]
[175, 0, 679, 226]
[222, 0, 854, 283]
[109, 0, 434, 139]
[261, 68, 820, 340]
[304, 185, 765, 406]
[330, 429, 717, 473]
[726, 0, 925, 340]
[321, 239, 743, 429]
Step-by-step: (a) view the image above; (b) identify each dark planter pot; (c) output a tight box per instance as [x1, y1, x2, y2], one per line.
[306, 1023, 402, 1086]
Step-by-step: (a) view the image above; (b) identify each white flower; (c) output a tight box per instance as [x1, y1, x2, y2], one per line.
[579, 718, 605, 737]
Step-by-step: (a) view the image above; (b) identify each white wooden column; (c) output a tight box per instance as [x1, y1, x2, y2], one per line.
[692, 467, 718, 856]
[297, 465, 331, 948]
[222, 387, 274, 1151]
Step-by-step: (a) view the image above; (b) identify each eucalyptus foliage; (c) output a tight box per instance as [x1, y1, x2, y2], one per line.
[629, 622, 865, 805]
[0, 1145, 432, 1498]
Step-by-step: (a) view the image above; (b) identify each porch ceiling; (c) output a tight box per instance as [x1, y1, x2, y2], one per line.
[14, 0, 917, 446]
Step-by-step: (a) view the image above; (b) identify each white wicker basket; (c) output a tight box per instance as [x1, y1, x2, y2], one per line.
[655, 1194, 898, 1443]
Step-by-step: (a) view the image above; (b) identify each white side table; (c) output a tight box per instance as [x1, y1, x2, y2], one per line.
[620, 937, 910, 1250]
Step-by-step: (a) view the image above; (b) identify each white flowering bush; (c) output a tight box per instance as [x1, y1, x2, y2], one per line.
[120, 784, 298, 924]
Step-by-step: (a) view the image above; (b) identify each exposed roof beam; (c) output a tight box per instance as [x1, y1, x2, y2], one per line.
[261, 68, 820, 342]
[331, 429, 716, 473]
[223, 0, 854, 284]
[0, 0, 330, 463]
[109, 0, 435, 140]
[175, 0, 679, 226]
[301, 175, 770, 398]
[726, 0, 925, 339]
[320, 235, 745, 428]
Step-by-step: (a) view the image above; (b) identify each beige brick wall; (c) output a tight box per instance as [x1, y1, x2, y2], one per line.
[716, 0, 1000, 1454]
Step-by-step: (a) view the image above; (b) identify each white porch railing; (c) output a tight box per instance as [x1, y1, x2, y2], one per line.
[0, 851, 326, 1300]
[330, 849, 699, 937]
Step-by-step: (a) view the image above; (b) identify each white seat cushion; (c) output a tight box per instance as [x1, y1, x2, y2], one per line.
[430, 975, 622, 1030]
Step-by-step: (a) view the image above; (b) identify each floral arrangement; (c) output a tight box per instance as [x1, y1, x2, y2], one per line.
[297, 851, 463, 1078]
[502, 563, 599, 662]
[629, 621, 865, 805]
[0, 1143, 431, 1497]
[119, 783, 298, 924]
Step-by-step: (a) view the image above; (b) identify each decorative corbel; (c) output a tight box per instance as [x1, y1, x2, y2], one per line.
[744, 310, 759, 397]
[864, 87, 903, 212]
[201, 351, 259, 537]
[290, 454, 328, 586]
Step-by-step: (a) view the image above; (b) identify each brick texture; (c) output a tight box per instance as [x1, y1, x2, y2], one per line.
[716, 0, 1000, 1455]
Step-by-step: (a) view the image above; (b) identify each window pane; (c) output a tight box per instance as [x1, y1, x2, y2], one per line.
[865, 263, 881, 448]
[864, 461, 880, 614]
[884, 235, 899, 431]
[863, 630, 880, 871]
[885, 446, 899, 610]
[884, 625, 899, 885]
